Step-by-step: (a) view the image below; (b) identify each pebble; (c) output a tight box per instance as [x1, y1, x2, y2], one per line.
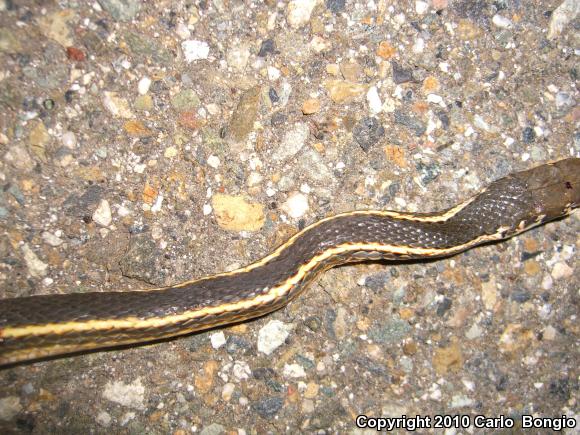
[200, 423, 225, 435]
[247, 172, 263, 187]
[551, 262, 573, 280]
[427, 94, 443, 105]
[4, 145, 35, 171]
[282, 192, 309, 219]
[368, 318, 411, 344]
[325, 0, 345, 14]
[221, 383, 235, 402]
[28, 120, 50, 161]
[298, 149, 332, 182]
[258, 39, 276, 57]
[394, 110, 426, 136]
[283, 363, 306, 378]
[323, 79, 367, 104]
[21, 244, 48, 278]
[38, 9, 75, 47]
[211, 194, 265, 231]
[302, 98, 321, 115]
[353, 117, 385, 152]
[543, 325, 557, 341]
[232, 361, 251, 381]
[498, 324, 534, 353]
[252, 396, 283, 419]
[61, 131, 77, 148]
[164, 146, 178, 158]
[42, 231, 63, 247]
[415, 1, 429, 15]
[207, 155, 220, 168]
[98, 0, 141, 21]
[377, 41, 396, 59]
[272, 123, 309, 161]
[138, 77, 151, 95]
[124, 120, 153, 138]
[0, 396, 22, 421]
[210, 332, 226, 349]
[93, 199, 112, 227]
[226, 44, 250, 71]
[102, 92, 134, 118]
[182, 40, 210, 62]
[195, 361, 219, 393]
[367, 86, 382, 114]
[102, 379, 145, 410]
[548, 0, 580, 39]
[228, 86, 261, 142]
[267, 66, 281, 81]
[96, 411, 112, 427]
[450, 394, 474, 409]
[170, 89, 200, 111]
[134, 94, 153, 111]
[492, 14, 512, 29]
[432, 342, 463, 374]
[465, 323, 482, 340]
[286, 0, 317, 29]
[0, 28, 22, 53]
[391, 62, 414, 84]
[257, 320, 291, 355]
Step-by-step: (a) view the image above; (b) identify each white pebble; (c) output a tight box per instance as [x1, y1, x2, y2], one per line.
[541, 274, 553, 290]
[415, 1, 429, 15]
[286, 0, 317, 29]
[151, 193, 164, 213]
[247, 172, 263, 187]
[182, 40, 210, 62]
[21, 244, 48, 278]
[175, 22, 191, 39]
[257, 320, 292, 355]
[265, 187, 277, 197]
[138, 77, 151, 95]
[267, 66, 281, 81]
[282, 192, 309, 219]
[207, 155, 221, 168]
[367, 86, 382, 114]
[203, 203, 212, 215]
[221, 383, 235, 401]
[283, 363, 306, 378]
[42, 231, 63, 247]
[412, 37, 425, 53]
[117, 205, 131, 217]
[427, 94, 443, 104]
[61, 131, 77, 149]
[210, 332, 227, 349]
[93, 199, 112, 227]
[226, 44, 250, 72]
[492, 14, 512, 29]
[551, 262, 573, 280]
[232, 361, 251, 381]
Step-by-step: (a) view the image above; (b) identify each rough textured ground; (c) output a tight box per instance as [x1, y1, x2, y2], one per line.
[0, 0, 578, 433]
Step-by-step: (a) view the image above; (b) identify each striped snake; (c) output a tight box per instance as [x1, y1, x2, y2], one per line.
[0, 158, 578, 367]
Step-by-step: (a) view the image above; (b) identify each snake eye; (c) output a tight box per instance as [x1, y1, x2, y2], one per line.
[565, 181, 572, 189]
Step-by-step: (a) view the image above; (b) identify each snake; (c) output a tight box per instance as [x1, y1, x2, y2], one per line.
[0, 158, 578, 367]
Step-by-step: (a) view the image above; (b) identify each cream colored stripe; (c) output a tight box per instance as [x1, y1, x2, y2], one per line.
[1, 228, 505, 340]
[172, 194, 480, 287]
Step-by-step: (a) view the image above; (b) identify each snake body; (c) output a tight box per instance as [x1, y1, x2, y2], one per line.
[1, 158, 579, 366]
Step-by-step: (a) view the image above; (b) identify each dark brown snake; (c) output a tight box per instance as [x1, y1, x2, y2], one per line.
[0, 158, 578, 367]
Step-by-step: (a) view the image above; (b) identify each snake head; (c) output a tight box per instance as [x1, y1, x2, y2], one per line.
[518, 157, 580, 222]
